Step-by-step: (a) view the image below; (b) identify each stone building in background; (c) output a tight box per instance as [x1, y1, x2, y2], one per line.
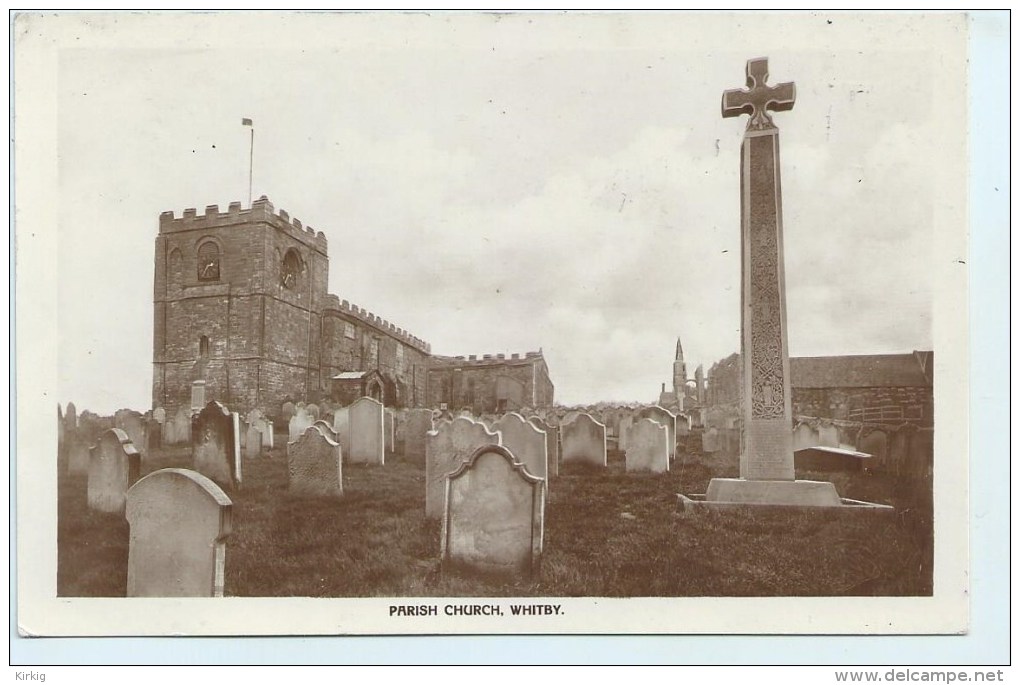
[704, 350, 934, 427]
[152, 197, 554, 415]
[427, 351, 554, 414]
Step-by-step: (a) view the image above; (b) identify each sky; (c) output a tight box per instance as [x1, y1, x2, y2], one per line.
[41, 12, 964, 413]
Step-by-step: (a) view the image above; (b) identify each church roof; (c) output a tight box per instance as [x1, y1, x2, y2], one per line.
[790, 352, 933, 389]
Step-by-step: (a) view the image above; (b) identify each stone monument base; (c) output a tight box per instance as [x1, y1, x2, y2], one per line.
[678, 478, 894, 515]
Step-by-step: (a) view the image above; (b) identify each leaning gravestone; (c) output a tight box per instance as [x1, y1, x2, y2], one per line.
[425, 416, 500, 519]
[441, 444, 544, 577]
[560, 412, 607, 467]
[192, 401, 237, 489]
[287, 425, 343, 498]
[625, 418, 670, 473]
[115, 409, 148, 461]
[494, 412, 548, 482]
[125, 468, 233, 597]
[348, 396, 385, 465]
[87, 428, 141, 514]
[529, 416, 559, 478]
[288, 406, 313, 443]
[403, 409, 433, 463]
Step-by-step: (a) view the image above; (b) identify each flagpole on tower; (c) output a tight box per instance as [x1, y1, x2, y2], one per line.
[242, 117, 254, 206]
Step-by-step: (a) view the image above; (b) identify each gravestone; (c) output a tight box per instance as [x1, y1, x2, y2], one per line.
[281, 401, 296, 421]
[313, 419, 338, 442]
[126, 468, 233, 597]
[636, 406, 676, 462]
[87, 428, 141, 514]
[348, 396, 385, 465]
[403, 409, 433, 464]
[818, 422, 840, 448]
[441, 444, 544, 577]
[64, 401, 78, 433]
[793, 422, 820, 451]
[115, 409, 148, 460]
[425, 416, 500, 519]
[153, 407, 166, 425]
[190, 380, 206, 411]
[264, 421, 275, 450]
[288, 406, 313, 443]
[67, 432, 91, 475]
[244, 422, 263, 459]
[618, 414, 633, 451]
[287, 425, 343, 498]
[192, 401, 237, 488]
[560, 412, 607, 467]
[702, 57, 840, 506]
[494, 412, 548, 482]
[231, 412, 242, 484]
[332, 407, 351, 458]
[306, 403, 320, 421]
[164, 406, 192, 445]
[384, 409, 396, 458]
[625, 418, 670, 474]
[702, 427, 720, 453]
[529, 416, 559, 478]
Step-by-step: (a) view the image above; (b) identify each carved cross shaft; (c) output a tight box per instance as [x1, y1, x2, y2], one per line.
[722, 57, 796, 131]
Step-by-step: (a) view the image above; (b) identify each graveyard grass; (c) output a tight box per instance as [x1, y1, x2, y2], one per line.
[58, 439, 932, 598]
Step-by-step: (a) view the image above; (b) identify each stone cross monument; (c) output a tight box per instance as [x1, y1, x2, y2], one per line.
[707, 57, 840, 506]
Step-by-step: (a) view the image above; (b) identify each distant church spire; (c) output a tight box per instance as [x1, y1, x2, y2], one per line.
[672, 336, 687, 409]
[675, 337, 685, 362]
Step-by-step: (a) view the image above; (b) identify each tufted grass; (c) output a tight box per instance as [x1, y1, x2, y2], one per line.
[57, 436, 932, 597]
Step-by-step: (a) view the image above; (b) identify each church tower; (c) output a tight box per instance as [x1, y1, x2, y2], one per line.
[673, 336, 687, 401]
[152, 196, 329, 413]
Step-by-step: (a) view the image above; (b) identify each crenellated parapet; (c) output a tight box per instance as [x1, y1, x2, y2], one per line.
[322, 296, 431, 354]
[159, 195, 328, 255]
[429, 350, 544, 368]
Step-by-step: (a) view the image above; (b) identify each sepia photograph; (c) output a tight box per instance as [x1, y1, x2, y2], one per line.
[15, 11, 975, 639]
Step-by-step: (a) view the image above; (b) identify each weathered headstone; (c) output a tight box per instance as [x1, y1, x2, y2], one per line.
[153, 407, 167, 425]
[441, 444, 544, 577]
[126, 468, 233, 597]
[702, 427, 720, 453]
[703, 57, 840, 506]
[192, 401, 237, 488]
[288, 406, 313, 443]
[560, 412, 607, 467]
[115, 409, 148, 460]
[625, 418, 670, 473]
[494, 412, 548, 482]
[87, 428, 141, 514]
[306, 403, 320, 421]
[281, 401, 296, 421]
[425, 416, 500, 519]
[348, 396, 385, 465]
[287, 425, 343, 498]
[636, 405, 676, 462]
[529, 416, 559, 478]
[264, 421, 275, 450]
[190, 380, 206, 411]
[818, 422, 840, 448]
[403, 409, 433, 463]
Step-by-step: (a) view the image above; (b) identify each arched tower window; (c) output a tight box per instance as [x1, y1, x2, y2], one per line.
[199, 335, 210, 359]
[281, 248, 303, 289]
[197, 241, 220, 281]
